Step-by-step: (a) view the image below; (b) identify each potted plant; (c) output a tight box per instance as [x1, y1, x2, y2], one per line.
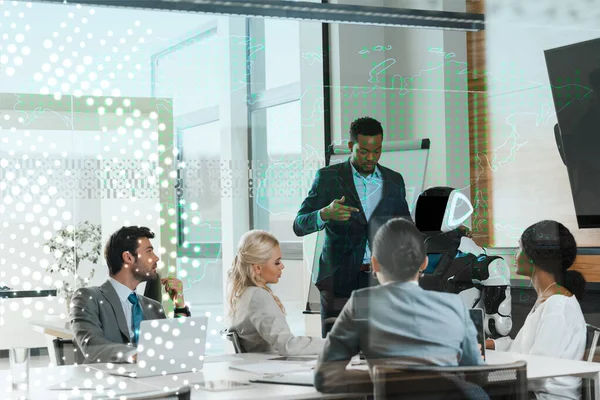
[44, 221, 102, 310]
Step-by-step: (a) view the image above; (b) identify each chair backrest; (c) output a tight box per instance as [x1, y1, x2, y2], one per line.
[372, 361, 527, 400]
[582, 323, 600, 399]
[53, 338, 85, 366]
[219, 328, 246, 354]
[585, 323, 600, 363]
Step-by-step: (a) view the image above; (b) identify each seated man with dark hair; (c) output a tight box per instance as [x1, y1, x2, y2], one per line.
[314, 217, 484, 394]
[70, 226, 190, 364]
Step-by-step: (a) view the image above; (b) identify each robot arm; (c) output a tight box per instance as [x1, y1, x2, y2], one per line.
[459, 237, 513, 339]
[481, 285, 512, 338]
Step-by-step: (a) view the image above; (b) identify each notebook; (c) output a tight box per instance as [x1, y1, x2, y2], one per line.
[249, 371, 314, 387]
[229, 362, 314, 375]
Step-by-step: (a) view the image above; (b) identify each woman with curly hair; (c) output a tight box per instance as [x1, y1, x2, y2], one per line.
[487, 220, 587, 400]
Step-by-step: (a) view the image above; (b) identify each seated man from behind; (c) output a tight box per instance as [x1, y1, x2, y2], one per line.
[70, 226, 191, 364]
[314, 217, 484, 393]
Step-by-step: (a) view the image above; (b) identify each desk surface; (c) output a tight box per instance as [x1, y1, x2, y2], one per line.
[30, 319, 73, 339]
[0, 290, 57, 299]
[1, 353, 344, 400]
[487, 350, 600, 380]
[4, 351, 600, 399]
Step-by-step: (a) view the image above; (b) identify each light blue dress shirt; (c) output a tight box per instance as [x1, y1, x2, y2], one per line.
[316, 162, 383, 264]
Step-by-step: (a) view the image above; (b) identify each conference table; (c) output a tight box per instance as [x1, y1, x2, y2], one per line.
[2, 351, 600, 399]
[487, 351, 600, 399]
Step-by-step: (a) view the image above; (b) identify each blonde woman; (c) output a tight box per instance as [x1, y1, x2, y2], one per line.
[228, 230, 325, 355]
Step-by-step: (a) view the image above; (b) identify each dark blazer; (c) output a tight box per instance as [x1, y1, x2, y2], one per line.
[70, 280, 166, 363]
[293, 159, 411, 297]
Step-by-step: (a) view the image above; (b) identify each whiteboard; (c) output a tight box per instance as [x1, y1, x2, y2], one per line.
[305, 139, 431, 312]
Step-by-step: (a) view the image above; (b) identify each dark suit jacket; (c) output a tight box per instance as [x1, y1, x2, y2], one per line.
[70, 280, 166, 364]
[293, 159, 411, 297]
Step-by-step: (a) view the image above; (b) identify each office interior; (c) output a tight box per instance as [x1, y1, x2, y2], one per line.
[2, 0, 600, 398]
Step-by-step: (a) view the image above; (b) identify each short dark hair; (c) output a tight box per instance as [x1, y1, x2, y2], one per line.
[104, 226, 155, 275]
[520, 220, 586, 301]
[373, 218, 425, 282]
[349, 116, 384, 143]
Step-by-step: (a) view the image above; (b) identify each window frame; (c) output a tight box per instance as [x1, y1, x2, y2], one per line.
[246, 18, 304, 260]
[176, 113, 221, 258]
[151, 20, 224, 259]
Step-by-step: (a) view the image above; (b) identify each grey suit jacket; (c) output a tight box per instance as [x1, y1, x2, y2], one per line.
[229, 286, 325, 355]
[70, 280, 166, 364]
[314, 281, 485, 393]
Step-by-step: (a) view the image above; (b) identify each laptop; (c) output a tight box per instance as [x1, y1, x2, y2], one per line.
[107, 316, 208, 378]
[469, 308, 486, 361]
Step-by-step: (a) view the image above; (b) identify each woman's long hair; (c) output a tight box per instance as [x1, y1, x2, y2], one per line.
[227, 230, 286, 316]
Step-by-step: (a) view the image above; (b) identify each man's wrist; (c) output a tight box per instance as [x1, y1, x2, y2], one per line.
[319, 209, 328, 222]
[174, 304, 191, 317]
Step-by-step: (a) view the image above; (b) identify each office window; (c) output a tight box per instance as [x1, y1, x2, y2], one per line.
[151, 21, 225, 257]
[154, 27, 224, 115]
[248, 19, 303, 257]
[152, 22, 227, 355]
[262, 20, 301, 91]
[251, 101, 303, 243]
[179, 121, 222, 253]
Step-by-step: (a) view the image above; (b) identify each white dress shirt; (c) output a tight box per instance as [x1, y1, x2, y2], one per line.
[108, 277, 136, 340]
[494, 295, 586, 400]
[381, 278, 419, 286]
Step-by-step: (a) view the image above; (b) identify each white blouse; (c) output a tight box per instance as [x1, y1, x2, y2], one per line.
[494, 295, 587, 400]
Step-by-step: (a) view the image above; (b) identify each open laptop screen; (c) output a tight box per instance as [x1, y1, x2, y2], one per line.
[469, 308, 486, 361]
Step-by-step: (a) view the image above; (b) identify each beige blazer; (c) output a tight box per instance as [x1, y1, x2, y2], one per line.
[229, 286, 324, 355]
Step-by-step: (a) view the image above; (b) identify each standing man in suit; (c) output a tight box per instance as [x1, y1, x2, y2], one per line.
[314, 218, 484, 394]
[70, 226, 191, 364]
[294, 117, 412, 337]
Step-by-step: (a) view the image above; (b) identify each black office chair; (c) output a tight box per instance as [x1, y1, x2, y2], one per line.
[372, 361, 528, 400]
[53, 338, 85, 365]
[581, 323, 600, 399]
[585, 323, 600, 362]
[95, 386, 191, 400]
[219, 328, 246, 354]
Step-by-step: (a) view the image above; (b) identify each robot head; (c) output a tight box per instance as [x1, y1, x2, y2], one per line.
[414, 186, 474, 232]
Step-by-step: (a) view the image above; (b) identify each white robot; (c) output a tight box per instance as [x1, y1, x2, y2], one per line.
[414, 187, 513, 339]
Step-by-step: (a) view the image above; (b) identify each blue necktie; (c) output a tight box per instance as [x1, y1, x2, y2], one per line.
[127, 293, 143, 345]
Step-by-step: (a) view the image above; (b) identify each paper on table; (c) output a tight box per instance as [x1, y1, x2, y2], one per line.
[204, 354, 244, 363]
[49, 377, 120, 390]
[250, 371, 315, 387]
[230, 362, 314, 375]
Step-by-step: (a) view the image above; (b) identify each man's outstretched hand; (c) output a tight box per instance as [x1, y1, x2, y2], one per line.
[320, 196, 360, 222]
